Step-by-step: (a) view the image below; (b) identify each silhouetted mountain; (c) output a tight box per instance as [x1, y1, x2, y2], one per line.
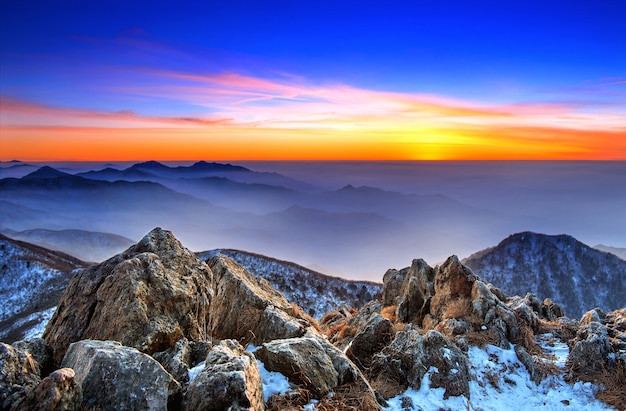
[0, 234, 88, 342]
[78, 160, 315, 191]
[463, 232, 626, 317]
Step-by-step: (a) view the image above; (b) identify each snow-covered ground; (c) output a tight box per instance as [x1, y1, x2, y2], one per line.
[385, 340, 612, 411]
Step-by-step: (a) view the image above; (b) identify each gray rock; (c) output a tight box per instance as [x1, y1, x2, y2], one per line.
[185, 340, 264, 411]
[61, 340, 180, 411]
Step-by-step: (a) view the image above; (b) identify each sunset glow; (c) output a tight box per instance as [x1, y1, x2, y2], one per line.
[1, 1, 625, 161]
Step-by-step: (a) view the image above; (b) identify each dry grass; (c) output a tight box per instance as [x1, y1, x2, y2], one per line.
[266, 388, 313, 411]
[320, 310, 343, 326]
[315, 383, 380, 411]
[338, 324, 357, 340]
[464, 330, 499, 347]
[371, 374, 407, 400]
[512, 315, 543, 356]
[443, 298, 472, 321]
[291, 303, 321, 333]
[573, 359, 626, 411]
[381, 305, 397, 323]
[535, 319, 578, 344]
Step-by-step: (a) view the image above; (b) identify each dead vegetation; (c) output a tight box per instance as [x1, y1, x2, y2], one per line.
[380, 305, 397, 323]
[291, 303, 321, 333]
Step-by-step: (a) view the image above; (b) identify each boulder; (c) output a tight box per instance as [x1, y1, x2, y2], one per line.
[11, 368, 82, 411]
[61, 340, 180, 411]
[0, 343, 40, 410]
[44, 228, 214, 364]
[568, 321, 611, 375]
[208, 254, 308, 345]
[256, 330, 376, 402]
[346, 313, 393, 369]
[185, 340, 264, 411]
[256, 335, 338, 396]
[371, 327, 470, 399]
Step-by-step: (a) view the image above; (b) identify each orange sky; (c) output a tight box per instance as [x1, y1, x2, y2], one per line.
[1, 75, 625, 161]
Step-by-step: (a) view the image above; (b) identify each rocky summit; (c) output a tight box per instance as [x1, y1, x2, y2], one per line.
[1, 228, 625, 410]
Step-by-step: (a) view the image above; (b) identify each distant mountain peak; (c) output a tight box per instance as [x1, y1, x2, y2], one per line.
[190, 161, 249, 172]
[22, 166, 73, 180]
[132, 160, 167, 169]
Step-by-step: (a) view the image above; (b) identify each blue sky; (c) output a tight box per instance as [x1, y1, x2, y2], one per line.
[1, 0, 625, 160]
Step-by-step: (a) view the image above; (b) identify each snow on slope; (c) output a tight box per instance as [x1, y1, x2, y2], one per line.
[384, 337, 611, 411]
[463, 232, 626, 318]
[198, 249, 382, 319]
[0, 235, 86, 342]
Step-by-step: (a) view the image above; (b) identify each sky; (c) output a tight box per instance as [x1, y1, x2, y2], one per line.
[1, 0, 625, 161]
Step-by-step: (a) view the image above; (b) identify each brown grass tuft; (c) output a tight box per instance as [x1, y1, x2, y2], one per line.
[371, 374, 407, 400]
[338, 324, 357, 340]
[315, 383, 380, 411]
[291, 303, 321, 332]
[512, 315, 543, 356]
[381, 305, 397, 323]
[443, 298, 472, 320]
[266, 388, 312, 411]
[574, 359, 626, 411]
[464, 330, 499, 347]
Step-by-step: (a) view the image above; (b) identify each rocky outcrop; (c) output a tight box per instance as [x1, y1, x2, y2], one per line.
[371, 327, 470, 399]
[185, 340, 263, 411]
[11, 368, 82, 411]
[208, 254, 309, 345]
[346, 313, 393, 369]
[43, 228, 214, 364]
[61, 340, 180, 411]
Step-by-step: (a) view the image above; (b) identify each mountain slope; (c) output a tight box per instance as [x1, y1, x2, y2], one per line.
[0, 234, 88, 342]
[463, 232, 626, 317]
[197, 249, 382, 318]
[0, 228, 135, 262]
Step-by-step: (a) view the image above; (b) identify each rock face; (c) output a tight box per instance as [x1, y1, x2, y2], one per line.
[208, 254, 308, 345]
[43, 228, 214, 364]
[185, 340, 264, 411]
[152, 337, 211, 384]
[61, 340, 180, 411]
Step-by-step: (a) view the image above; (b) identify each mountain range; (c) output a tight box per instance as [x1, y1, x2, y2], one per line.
[463, 232, 626, 317]
[0, 162, 532, 277]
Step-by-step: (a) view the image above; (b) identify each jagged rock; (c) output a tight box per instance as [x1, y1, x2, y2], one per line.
[514, 345, 543, 385]
[381, 267, 408, 307]
[152, 338, 212, 384]
[371, 327, 470, 399]
[568, 321, 611, 374]
[346, 313, 393, 368]
[61, 340, 181, 411]
[397, 259, 435, 325]
[541, 298, 564, 321]
[185, 340, 263, 411]
[431, 256, 476, 320]
[208, 254, 308, 345]
[0, 343, 40, 410]
[11, 368, 82, 411]
[44, 228, 214, 364]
